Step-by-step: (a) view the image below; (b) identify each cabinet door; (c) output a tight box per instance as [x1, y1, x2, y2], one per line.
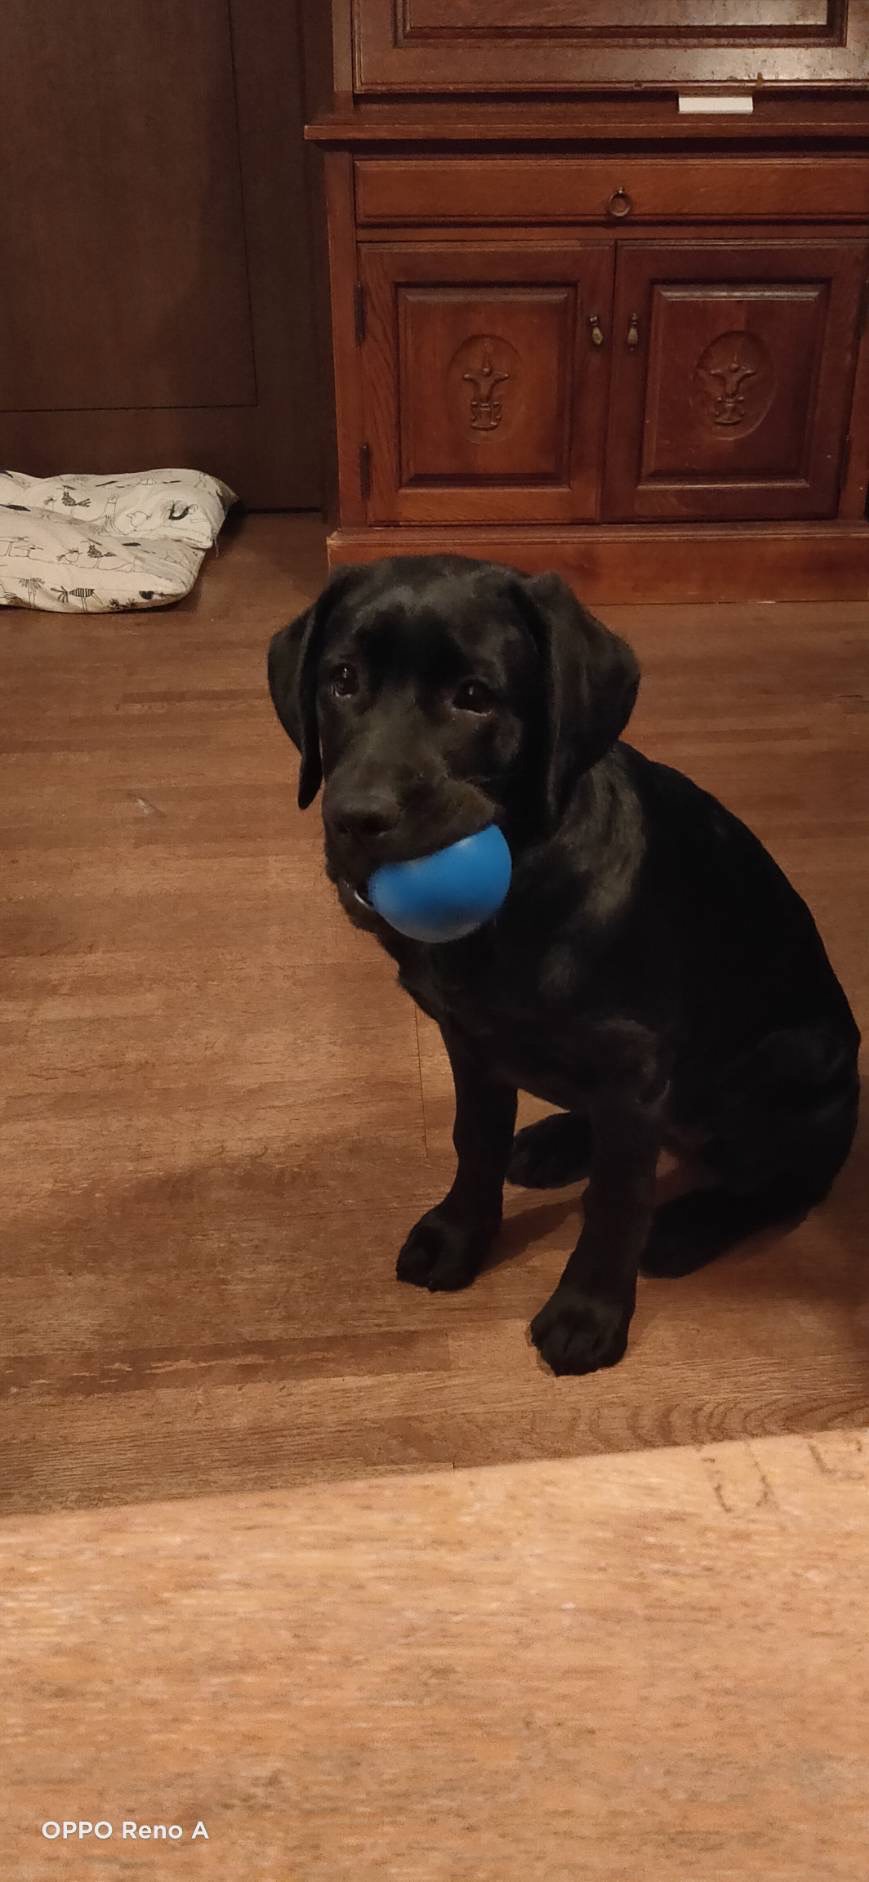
[360, 245, 613, 525]
[603, 241, 868, 523]
[353, 0, 869, 91]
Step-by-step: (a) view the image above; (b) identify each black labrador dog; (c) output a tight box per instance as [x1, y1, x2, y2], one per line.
[268, 556, 859, 1376]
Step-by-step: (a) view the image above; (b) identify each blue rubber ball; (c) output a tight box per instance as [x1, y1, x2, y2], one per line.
[368, 824, 512, 944]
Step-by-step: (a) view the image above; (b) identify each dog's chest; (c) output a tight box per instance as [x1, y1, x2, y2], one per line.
[398, 939, 605, 1106]
[399, 930, 536, 1030]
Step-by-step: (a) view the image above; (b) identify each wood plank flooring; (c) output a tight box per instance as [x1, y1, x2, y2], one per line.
[5, 1429, 868, 1881]
[1, 515, 867, 1515]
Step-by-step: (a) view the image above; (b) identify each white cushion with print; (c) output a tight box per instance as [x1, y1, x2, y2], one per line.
[0, 468, 236, 612]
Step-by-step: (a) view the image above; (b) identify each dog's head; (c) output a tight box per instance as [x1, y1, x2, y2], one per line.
[267, 556, 639, 893]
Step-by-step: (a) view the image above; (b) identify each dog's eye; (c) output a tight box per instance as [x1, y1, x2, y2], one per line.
[453, 678, 493, 714]
[330, 663, 359, 699]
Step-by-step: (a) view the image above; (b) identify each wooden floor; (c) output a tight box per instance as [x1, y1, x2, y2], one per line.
[1, 513, 868, 1517]
[5, 1429, 868, 1880]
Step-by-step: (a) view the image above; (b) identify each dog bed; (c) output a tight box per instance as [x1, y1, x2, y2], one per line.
[0, 469, 236, 611]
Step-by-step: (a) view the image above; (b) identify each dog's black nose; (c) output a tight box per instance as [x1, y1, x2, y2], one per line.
[327, 791, 401, 842]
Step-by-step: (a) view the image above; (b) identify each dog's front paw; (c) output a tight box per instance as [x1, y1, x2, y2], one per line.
[530, 1288, 631, 1377]
[396, 1207, 497, 1293]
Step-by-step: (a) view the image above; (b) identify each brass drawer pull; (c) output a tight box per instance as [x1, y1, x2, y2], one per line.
[607, 185, 633, 218]
[588, 313, 606, 348]
[626, 313, 640, 350]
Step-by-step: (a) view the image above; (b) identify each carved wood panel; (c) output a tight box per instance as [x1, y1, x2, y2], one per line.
[360, 245, 614, 524]
[603, 240, 868, 522]
[399, 290, 573, 483]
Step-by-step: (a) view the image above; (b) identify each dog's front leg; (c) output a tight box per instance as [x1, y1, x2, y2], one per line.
[397, 1026, 517, 1293]
[530, 1094, 659, 1375]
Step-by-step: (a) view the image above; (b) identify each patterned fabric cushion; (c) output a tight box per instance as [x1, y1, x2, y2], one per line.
[0, 469, 236, 612]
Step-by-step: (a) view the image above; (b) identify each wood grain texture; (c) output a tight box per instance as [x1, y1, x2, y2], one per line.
[0, 0, 254, 413]
[355, 154, 869, 225]
[406, 0, 839, 27]
[308, 95, 869, 143]
[2, 1428, 868, 1879]
[604, 237, 868, 522]
[353, 0, 869, 89]
[1, 514, 868, 1520]
[357, 232, 866, 527]
[361, 243, 614, 524]
[327, 520, 869, 600]
[0, 0, 323, 508]
[324, 151, 369, 525]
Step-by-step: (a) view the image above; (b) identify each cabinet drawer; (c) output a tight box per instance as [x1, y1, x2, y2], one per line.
[355, 157, 869, 227]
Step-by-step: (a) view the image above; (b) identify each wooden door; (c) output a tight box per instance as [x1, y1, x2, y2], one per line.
[352, 0, 869, 90]
[360, 244, 614, 525]
[603, 239, 868, 524]
[0, 0, 322, 509]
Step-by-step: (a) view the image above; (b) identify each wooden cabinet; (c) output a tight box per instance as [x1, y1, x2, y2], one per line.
[358, 235, 867, 532]
[309, 5, 869, 600]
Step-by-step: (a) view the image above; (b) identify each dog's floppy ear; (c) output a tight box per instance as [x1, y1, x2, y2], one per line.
[515, 571, 640, 819]
[267, 568, 362, 809]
